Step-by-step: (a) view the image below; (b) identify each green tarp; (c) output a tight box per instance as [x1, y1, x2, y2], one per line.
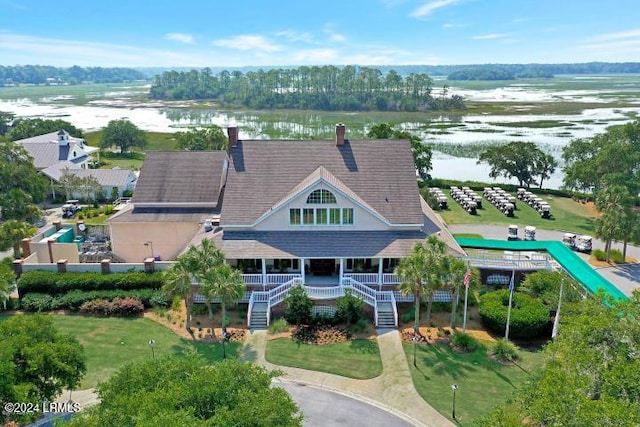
[455, 237, 628, 301]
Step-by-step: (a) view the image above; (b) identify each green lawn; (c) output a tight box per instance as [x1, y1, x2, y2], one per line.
[439, 193, 596, 235]
[0, 314, 239, 389]
[265, 338, 383, 379]
[403, 342, 545, 423]
[84, 131, 178, 170]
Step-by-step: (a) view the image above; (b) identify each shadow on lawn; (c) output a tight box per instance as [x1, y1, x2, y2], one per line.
[420, 344, 480, 380]
[349, 339, 378, 354]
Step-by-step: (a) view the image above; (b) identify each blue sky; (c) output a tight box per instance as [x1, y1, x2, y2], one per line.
[1, 0, 639, 67]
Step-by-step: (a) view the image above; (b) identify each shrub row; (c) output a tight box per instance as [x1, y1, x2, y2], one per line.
[478, 290, 550, 339]
[20, 289, 169, 312]
[17, 271, 165, 295]
[79, 297, 145, 317]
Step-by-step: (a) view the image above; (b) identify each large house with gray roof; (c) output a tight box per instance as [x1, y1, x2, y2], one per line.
[108, 125, 464, 327]
[15, 130, 136, 200]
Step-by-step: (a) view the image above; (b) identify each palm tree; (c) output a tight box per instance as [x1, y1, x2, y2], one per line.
[0, 220, 36, 258]
[200, 263, 245, 338]
[422, 235, 448, 322]
[162, 246, 202, 330]
[396, 242, 429, 334]
[443, 257, 468, 329]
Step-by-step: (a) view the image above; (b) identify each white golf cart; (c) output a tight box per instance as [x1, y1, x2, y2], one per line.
[575, 235, 593, 253]
[507, 225, 519, 241]
[562, 233, 577, 249]
[524, 226, 536, 241]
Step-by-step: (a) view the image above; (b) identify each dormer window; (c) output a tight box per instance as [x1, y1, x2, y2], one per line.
[307, 189, 336, 204]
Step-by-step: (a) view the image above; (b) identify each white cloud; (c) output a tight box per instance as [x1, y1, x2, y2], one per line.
[411, 0, 461, 18]
[323, 24, 347, 43]
[212, 35, 281, 52]
[275, 30, 315, 43]
[0, 33, 213, 67]
[165, 33, 195, 44]
[589, 28, 640, 42]
[472, 33, 508, 40]
[442, 22, 467, 29]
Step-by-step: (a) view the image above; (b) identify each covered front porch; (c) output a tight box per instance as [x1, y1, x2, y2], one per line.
[229, 257, 401, 289]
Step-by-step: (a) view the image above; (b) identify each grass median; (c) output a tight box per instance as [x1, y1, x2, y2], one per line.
[265, 338, 383, 379]
[403, 341, 544, 423]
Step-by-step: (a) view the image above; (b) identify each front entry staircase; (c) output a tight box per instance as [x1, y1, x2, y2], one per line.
[247, 277, 398, 329]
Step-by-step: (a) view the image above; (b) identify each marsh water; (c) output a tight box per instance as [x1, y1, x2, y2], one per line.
[2, 75, 640, 189]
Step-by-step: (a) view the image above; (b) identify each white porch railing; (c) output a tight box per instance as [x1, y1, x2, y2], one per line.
[382, 273, 400, 285]
[305, 286, 345, 299]
[267, 274, 301, 285]
[242, 274, 263, 285]
[342, 273, 378, 285]
[247, 276, 399, 328]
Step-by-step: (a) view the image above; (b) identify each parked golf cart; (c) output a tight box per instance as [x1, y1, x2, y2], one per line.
[563, 233, 577, 248]
[61, 200, 82, 218]
[575, 235, 593, 253]
[507, 225, 519, 241]
[524, 226, 536, 241]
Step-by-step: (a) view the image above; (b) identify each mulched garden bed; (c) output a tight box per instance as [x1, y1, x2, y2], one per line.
[292, 325, 352, 345]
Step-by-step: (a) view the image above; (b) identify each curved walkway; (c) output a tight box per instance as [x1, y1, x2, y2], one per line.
[240, 329, 453, 427]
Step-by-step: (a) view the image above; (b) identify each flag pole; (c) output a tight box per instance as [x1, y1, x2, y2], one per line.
[551, 278, 564, 339]
[505, 269, 515, 340]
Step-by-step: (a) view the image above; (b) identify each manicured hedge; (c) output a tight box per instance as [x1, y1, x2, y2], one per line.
[478, 290, 550, 339]
[20, 289, 169, 312]
[79, 297, 145, 317]
[17, 271, 165, 295]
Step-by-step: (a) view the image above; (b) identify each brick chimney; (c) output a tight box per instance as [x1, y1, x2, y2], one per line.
[335, 123, 346, 146]
[227, 126, 238, 149]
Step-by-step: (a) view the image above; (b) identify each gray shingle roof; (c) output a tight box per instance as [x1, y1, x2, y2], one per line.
[212, 230, 431, 258]
[221, 139, 423, 226]
[41, 163, 136, 187]
[14, 130, 95, 170]
[131, 151, 228, 206]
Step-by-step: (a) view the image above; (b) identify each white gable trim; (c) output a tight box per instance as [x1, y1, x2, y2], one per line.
[224, 174, 422, 229]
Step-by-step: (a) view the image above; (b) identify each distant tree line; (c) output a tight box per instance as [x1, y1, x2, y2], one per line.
[149, 66, 465, 111]
[0, 65, 146, 86]
[448, 67, 553, 80]
[378, 62, 640, 76]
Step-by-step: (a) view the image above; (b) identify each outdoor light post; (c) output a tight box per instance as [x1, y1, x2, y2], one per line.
[451, 383, 459, 420]
[144, 241, 154, 258]
[412, 335, 419, 367]
[149, 339, 156, 359]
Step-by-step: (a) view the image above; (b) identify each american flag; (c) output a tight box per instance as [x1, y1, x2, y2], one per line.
[463, 269, 471, 287]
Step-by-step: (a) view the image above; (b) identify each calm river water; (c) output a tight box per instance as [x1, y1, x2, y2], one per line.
[2, 75, 640, 189]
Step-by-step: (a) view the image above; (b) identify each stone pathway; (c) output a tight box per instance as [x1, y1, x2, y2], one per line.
[241, 328, 453, 427]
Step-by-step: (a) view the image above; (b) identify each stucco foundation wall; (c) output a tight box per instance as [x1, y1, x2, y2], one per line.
[110, 222, 199, 262]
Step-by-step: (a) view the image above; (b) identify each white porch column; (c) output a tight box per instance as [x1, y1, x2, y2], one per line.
[339, 258, 344, 284]
[261, 258, 267, 291]
[378, 257, 383, 291]
[300, 258, 305, 284]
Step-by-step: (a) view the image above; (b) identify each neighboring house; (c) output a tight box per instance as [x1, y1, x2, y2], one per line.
[107, 125, 465, 327]
[15, 130, 136, 199]
[14, 130, 98, 170]
[41, 162, 137, 200]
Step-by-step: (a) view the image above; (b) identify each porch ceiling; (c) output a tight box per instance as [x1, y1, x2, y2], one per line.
[213, 230, 430, 259]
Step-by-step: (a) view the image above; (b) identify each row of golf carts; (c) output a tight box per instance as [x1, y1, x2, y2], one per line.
[484, 187, 515, 217]
[516, 188, 551, 218]
[450, 186, 482, 215]
[507, 226, 593, 253]
[508, 225, 537, 241]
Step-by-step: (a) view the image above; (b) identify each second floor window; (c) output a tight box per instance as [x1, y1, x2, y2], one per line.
[307, 189, 336, 204]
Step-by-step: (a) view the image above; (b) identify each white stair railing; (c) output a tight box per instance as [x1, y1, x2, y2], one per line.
[247, 293, 255, 327]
